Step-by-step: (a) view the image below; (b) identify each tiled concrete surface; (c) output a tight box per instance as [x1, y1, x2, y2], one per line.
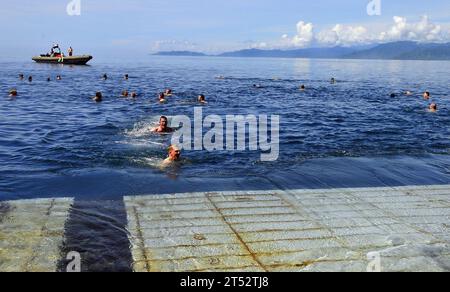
[0, 198, 73, 272]
[125, 185, 450, 272]
[1, 186, 448, 272]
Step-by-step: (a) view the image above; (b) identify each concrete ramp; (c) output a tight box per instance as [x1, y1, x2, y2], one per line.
[124, 185, 450, 272]
[0, 198, 73, 272]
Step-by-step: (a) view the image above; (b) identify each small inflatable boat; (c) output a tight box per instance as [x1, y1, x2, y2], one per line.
[32, 55, 93, 65]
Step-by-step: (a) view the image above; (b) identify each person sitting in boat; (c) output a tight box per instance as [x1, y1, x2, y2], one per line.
[151, 116, 174, 133]
[51, 44, 62, 57]
[68, 47, 73, 57]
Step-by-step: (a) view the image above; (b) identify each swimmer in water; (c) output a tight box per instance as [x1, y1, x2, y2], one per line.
[103, 74, 108, 80]
[161, 145, 181, 167]
[158, 93, 167, 103]
[390, 93, 397, 98]
[198, 94, 207, 104]
[130, 92, 138, 98]
[28, 76, 33, 82]
[331, 78, 336, 84]
[19, 74, 24, 80]
[253, 84, 262, 88]
[423, 91, 431, 100]
[300, 85, 306, 91]
[47, 77, 51, 82]
[56, 75, 62, 81]
[121, 90, 129, 97]
[9, 89, 18, 97]
[404, 91, 413, 96]
[124, 74, 129, 80]
[151, 116, 174, 133]
[164, 89, 173, 97]
[429, 103, 438, 112]
[93, 92, 103, 102]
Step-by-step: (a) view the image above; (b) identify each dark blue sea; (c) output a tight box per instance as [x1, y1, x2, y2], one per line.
[1, 56, 450, 201]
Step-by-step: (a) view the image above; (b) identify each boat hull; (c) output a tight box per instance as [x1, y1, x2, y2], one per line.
[32, 55, 93, 65]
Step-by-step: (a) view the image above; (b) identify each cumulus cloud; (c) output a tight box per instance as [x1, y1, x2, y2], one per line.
[379, 15, 444, 42]
[291, 21, 314, 47]
[316, 24, 370, 46]
[281, 15, 450, 48]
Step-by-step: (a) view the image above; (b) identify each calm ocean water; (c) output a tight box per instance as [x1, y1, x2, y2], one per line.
[1, 56, 450, 201]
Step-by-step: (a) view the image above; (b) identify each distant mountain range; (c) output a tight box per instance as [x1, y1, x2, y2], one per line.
[154, 51, 207, 57]
[153, 41, 450, 61]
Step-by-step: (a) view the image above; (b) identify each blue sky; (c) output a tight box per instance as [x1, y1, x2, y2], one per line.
[0, 0, 449, 58]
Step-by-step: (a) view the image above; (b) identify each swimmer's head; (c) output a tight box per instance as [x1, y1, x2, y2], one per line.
[103, 74, 108, 80]
[198, 94, 206, 103]
[423, 91, 431, 100]
[121, 90, 129, 97]
[429, 103, 437, 112]
[405, 91, 412, 96]
[165, 89, 172, 95]
[124, 74, 129, 80]
[168, 145, 181, 161]
[390, 93, 397, 98]
[28, 76, 32, 82]
[159, 116, 169, 129]
[300, 85, 306, 91]
[93, 92, 103, 102]
[47, 77, 51, 82]
[131, 92, 137, 98]
[19, 74, 24, 80]
[9, 89, 18, 97]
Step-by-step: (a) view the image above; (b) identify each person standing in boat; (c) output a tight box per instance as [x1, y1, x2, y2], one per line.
[68, 47, 73, 57]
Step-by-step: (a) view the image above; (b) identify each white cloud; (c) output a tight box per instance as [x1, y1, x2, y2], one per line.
[379, 15, 444, 42]
[317, 24, 370, 46]
[291, 21, 314, 47]
[281, 15, 450, 48]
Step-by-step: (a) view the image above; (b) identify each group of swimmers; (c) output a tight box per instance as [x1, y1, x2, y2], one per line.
[298, 78, 438, 112]
[10, 73, 442, 112]
[11, 73, 209, 106]
[389, 90, 438, 112]
[9, 74, 63, 95]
